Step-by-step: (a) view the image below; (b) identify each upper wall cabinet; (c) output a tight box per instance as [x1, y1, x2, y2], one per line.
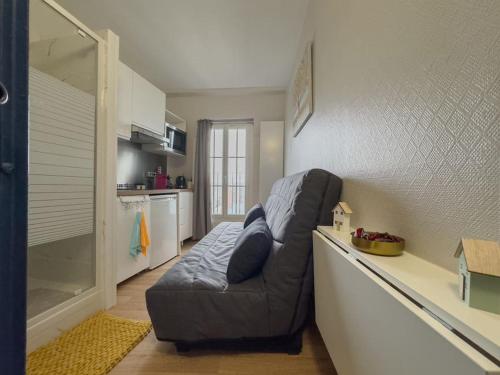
[117, 62, 133, 139]
[117, 61, 166, 138]
[132, 70, 166, 135]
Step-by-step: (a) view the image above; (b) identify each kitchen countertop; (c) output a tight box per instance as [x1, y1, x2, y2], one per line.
[117, 188, 193, 196]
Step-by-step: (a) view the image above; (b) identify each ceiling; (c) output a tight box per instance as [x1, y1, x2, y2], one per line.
[56, 0, 309, 94]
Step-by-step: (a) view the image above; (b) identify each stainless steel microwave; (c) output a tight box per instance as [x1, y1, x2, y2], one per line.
[165, 123, 186, 156]
[130, 124, 186, 157]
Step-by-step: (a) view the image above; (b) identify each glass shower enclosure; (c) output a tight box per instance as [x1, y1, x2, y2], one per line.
[27, 0, 98, 320]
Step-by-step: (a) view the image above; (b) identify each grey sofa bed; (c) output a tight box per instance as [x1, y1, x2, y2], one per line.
[146, 169, 342, 353]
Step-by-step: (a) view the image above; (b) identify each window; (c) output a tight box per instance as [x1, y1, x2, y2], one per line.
[210, 123, 250, 218]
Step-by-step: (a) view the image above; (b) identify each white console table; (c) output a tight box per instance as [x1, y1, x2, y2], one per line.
[313, 226, 500, 375]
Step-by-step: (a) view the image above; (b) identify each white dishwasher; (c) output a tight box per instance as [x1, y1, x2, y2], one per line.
[149, 194, 178, 269]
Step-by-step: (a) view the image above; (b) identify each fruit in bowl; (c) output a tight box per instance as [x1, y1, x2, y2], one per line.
[353, 228, 403, 243]
[351, 228, 405, 256]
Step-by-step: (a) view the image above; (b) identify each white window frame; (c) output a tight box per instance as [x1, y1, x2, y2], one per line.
[210, 122, 252, 223]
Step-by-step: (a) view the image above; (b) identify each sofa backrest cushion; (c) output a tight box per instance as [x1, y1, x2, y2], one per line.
[243, 203, 265, 228]
[226, 217, 273, 284]
[262, 169, 342, 334]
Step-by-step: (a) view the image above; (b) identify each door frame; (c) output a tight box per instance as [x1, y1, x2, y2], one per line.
[0, 0, 29, 373]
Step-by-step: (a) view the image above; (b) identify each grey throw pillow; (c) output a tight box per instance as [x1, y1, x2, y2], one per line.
[227, 217, 273, 283]
[243, 203, 265, 228]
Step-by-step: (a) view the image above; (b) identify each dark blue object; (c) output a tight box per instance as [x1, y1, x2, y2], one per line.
[0, 0, 29, 374]
[243, 202, 265, 228]
[227, 217, 273, 283]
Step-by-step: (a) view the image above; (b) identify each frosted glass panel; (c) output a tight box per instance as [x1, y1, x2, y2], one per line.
[210, 128, 224, 216]
[228, 129, 237, 157]
[28, 68, 95, 246]
[237, 158, 246, 185]
[228, 158, 236, 186]
[212, 128, 223, 157]
[27, 0, 98, 319]
[237, 129, 246, 157]
[227, 127, 246, 216]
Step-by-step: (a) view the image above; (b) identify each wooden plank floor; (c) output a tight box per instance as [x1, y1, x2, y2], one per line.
[108, 240, 336, 375]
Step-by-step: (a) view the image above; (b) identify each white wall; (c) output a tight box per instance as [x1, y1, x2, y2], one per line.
[285, 0, 500, 271]
[259, 121, 284, 203]
[166, 91, 286, 205]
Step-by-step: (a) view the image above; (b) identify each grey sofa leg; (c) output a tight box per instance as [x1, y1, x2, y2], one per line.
[287, 331, 303, 355]
[175, 342, 190, 353]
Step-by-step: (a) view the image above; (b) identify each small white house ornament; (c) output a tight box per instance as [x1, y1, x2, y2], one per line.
[454, 238, 500, 314]
[332, 202, 352, 232]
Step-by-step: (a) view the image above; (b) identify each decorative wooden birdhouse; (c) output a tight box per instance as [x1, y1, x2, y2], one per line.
[454, 238, 500, 314]
[332, 202, 352, 232]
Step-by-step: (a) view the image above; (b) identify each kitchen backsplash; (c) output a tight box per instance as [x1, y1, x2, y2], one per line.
[117, 139, 167, 185]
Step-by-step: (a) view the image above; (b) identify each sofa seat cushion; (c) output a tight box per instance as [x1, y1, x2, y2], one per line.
[146, 222, 270, 342]
[227, 217, 273, 284]
[157, 222, 241, 291]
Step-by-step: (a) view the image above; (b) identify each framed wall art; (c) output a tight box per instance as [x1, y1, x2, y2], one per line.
[292, 42, 313, 137]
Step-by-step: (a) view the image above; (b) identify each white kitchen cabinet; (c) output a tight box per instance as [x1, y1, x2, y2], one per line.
[165, 109, 187, 132]
[117, 62, 133, 139]
[313, 228, 500, 375]
[178, 191, 193, 242]
[132, 71, 166, 135]
[116, 196, 151, 284]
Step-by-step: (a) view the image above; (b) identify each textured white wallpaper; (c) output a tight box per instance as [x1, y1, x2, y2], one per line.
[285, 0, 499, 271]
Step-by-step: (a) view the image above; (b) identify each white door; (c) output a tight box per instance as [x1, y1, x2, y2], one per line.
[209, 123, 252, 222]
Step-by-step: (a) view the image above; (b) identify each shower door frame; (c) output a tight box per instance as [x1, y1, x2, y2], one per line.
[26, 0, 113, 352]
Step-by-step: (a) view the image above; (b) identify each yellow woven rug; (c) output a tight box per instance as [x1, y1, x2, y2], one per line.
[27, 312, 152, 375]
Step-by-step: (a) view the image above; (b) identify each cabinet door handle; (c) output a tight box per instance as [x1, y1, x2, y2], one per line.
[0, 81, 9, 105]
